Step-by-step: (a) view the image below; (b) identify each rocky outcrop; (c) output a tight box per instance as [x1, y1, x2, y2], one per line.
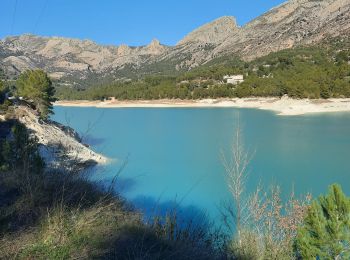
[145, 39, 167, 55]
[2, 56, 36, 73]
[0, 0, 349, 83]
[177, 16, 239, 45]
[12, 106, 107, 170]
[0, 34, 171, 80]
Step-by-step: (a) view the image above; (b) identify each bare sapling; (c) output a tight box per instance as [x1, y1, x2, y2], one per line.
[221, 123, 253, 247]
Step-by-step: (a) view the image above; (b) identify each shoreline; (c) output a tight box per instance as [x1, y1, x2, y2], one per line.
[13, 106, 109, 167]
[54, 97, 350, 116]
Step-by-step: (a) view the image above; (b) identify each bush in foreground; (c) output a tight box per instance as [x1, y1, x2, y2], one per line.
[296, 184, 350, 259]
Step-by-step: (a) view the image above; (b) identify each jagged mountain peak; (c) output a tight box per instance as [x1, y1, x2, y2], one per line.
[144, 38, 167, 55]
[177, 16, 239, 45]
[148, 38, 161, 47]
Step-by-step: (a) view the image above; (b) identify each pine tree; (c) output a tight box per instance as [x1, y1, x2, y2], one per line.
[296, 184, 350, 259]
[16, 70, 56, 120]
[0, 80, 4, 104]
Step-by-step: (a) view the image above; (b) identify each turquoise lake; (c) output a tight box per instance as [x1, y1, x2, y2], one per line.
[52, 107, 350, 224]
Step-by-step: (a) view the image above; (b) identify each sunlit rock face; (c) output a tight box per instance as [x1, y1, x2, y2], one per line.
[177, 16, 239, 45]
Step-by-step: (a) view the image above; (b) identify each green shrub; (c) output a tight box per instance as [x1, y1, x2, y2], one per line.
[296, 184, 350, 259]
[16, 70, 56, 120]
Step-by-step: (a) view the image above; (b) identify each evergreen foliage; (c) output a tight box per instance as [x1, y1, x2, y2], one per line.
[296, 184, 350, 259]
[16, 70, 56, 120]
[0, 80, 5, 104]
[0, 121, 44, 179]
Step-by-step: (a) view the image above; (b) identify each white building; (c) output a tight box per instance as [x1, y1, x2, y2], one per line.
[223, 75, 244, 85]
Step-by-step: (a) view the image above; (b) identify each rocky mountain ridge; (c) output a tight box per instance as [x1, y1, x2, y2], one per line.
[0, 0, 349, 85]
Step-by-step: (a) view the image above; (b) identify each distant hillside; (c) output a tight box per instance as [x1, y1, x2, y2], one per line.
[0, 0, 349, 88]
[55, 40, 350, 101]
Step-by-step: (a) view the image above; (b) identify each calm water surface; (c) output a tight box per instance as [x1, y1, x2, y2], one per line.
[52, 107, 350, 223]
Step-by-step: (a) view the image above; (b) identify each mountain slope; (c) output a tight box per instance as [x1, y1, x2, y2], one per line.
[177, 16, 239, 45]
[213, 0, 350, 60]
[0, 0, 349, 85]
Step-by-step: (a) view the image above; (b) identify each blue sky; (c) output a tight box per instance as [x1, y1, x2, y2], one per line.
[1, 0, 286, 46]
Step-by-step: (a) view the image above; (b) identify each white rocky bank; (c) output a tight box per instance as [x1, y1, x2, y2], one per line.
[55, 97, 350, 116]
[14, 106, 108, 170]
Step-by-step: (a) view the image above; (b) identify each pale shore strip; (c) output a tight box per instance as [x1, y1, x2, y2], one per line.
[54, 97, 350, 116]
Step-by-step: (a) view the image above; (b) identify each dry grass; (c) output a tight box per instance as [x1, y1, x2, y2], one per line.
[221, 125, 311, 259]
